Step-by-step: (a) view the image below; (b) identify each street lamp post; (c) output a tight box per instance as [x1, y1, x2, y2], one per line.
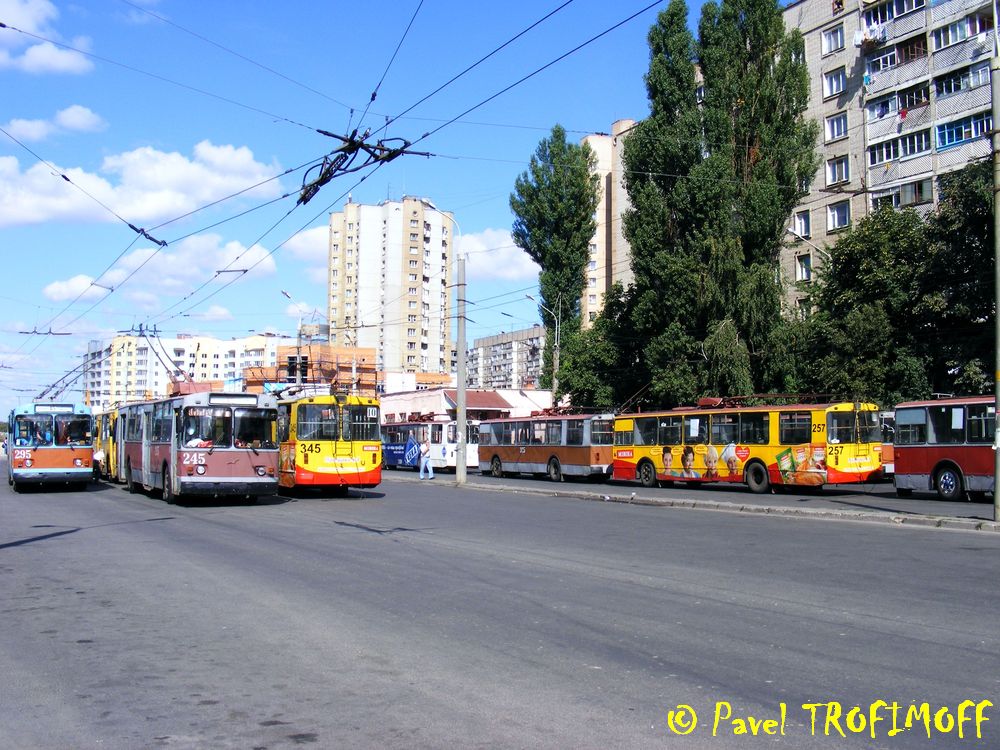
[527, 294, 561, 395]
[281, 290, 303, 386]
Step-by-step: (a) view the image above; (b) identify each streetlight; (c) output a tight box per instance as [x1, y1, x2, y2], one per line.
[526, 294, 561, 395]
[281, 290, 303, 385]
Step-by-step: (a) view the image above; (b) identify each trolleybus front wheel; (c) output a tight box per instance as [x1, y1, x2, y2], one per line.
[935, 465, 964, 502]
[126, 463, 137, 494]
[490, 456, 504, 478]
[745, 461, 770, 494]
[638, 460, 658, 489]
[547, 458, 563, 482]
[161, 468, 174, 504]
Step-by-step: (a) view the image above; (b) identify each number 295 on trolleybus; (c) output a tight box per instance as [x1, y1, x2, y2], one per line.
[7, 402, 94, 491]
[119, 392, 279, 503]
[612, 399, 883, 493]
[276, 393, 382, 495]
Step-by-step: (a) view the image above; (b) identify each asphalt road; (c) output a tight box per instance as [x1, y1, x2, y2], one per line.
[2, 473, 998, 749]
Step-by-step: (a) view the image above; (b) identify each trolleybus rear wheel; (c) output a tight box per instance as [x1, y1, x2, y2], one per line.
[161, 468, 174, 504]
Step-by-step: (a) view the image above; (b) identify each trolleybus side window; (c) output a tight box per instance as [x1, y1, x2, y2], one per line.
[711, 414, 739, 445]
[544, 420, 562, 445]
[431, 423, 443, 443]
[466, 422, 480, 444]
[967, 404, 995, 444]
[277, 406, 290, 442]
[927, 405, 964, 444]
[894, 408, 927, 444]
[635, 417, 658, 445]
[780, 412, 812, 444]
[658, 417, 681, 446]
[591, 418, 614, 445]
[567, 420, 584, 446]
[684, 416, 708, 445]
[740, 413, 769, 444]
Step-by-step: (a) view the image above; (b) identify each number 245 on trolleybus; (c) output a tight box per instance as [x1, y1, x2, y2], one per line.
[276, 393, 382, 495]
[7, 402, 94, 491]
[118, 391, 279, 503]
[612, 399, 883, 493]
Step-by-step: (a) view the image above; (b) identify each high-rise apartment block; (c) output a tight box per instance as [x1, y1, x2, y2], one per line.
[466, 326, 546, 390]
[580, 119, 636, 328]
[328, 196, 454, 374]
[783, 0, 993, 307]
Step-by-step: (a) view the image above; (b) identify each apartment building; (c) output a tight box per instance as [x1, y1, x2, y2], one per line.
[82, 333, 292, 409]
[580, 119, 636, 327]
[783, 0, 994, 308]
[466, 326, 546, 390]
[328, 196, 454, 375]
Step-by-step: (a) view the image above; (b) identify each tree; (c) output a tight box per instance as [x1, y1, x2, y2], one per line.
[571, 0, 817, 409]
[510, 125, 600, 392]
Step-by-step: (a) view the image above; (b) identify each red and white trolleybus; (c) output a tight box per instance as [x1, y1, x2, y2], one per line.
[118, 391, 278, 503]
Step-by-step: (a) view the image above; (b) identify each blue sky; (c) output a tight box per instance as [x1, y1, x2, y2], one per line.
[0, 0, 683, 407]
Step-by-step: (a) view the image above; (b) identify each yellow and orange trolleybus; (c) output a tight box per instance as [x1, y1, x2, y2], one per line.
[277, 392, 382, 495]
[612, 398, 883, 493]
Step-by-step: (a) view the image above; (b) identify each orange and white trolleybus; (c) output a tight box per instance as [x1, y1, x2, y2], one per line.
[612, 398, 883, 493]
[7, 402, 94, 491]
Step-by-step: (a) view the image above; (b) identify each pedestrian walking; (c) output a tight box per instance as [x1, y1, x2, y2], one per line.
[419, 436, 434, 480]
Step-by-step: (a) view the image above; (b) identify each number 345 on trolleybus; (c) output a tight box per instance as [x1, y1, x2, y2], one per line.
[612, 399, 884, 492]
[276, 393, 382, 495]
[118, 391, 279, 503]
[7, 402, 94, 491]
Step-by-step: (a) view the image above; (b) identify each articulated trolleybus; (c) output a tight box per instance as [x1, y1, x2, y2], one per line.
[118, 391, 279, 503]
[277, 392, 382, 494]
[612, 398, 883, 493]
[478, 411, 615, 481]
[7, 402, 94, 491]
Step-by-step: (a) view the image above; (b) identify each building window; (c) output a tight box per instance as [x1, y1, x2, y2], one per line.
[826, 155, 850, 186]
[937, 112, 992, 148]
[825, 112, 848, 141]
[588, 294, 597, 304]
[828, 200, 851, 231]
[935, 63, 989, 97]
[900, 178, 933, 206]
[899, 128, 931, 156]
[795, 254, 813, 282]
[866, 48, 897, 75]
[868, 138, 899, 165]
[898, 82, 930, 110]
[867, 96, 896, 121]
[588, 260, 597, 270]
[822, 24, 845, 55]
[823, 68, 847, 98]
[898, 35, 927, 64]
[793, 210, 811, 239]
[932, 14, 993, 51]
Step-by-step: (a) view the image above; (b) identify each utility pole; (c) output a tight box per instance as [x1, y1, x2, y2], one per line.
[991, 24, 1000, 522]
[456, 254, 468, 484]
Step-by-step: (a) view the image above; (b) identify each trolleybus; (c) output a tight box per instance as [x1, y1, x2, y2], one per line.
[93, 406, 122, 482]
[119, 391, 278, 502]
[612, 399, 883, 493]
[277, 392, 382, 494]
[381, 417, 479, 472]
[7, 402, 94, 491]
[892, 395, 994, 501]
[478, 411, 615, 481]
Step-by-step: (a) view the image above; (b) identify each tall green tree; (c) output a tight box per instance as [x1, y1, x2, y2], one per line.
[573, 0, 817, 409]
[510, 124, 599, 392]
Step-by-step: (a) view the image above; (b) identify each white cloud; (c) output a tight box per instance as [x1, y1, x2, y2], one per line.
[4, 117, 54, 141]
[0, 1, 92, 73]
[44, 233, 277, 313]
[54, 104, 105, 132]
[43, 273, 111, 302]
[461, 229, 538, 282]
[284, 226, 327, 263]
[0, 140, 283, 227]
[3, 104, 106, 143]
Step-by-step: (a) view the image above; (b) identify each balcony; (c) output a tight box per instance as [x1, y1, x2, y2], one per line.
[866, 56, 929, 95]
[867, 102, 933, 140]
[936, 135, 990, 168]
[930, 0, 992, 26]
[935, 80, 990, 119]
[931, 33, 991, 71]
[866, 152, 934, 186]
[876, 10, 927, 43]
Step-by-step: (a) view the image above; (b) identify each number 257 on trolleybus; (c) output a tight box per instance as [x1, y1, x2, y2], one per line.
[7, 402, 94, 491]
[276, 393, 382, 494]
[119, 391, 279, 503]
[612, 399, 883, 493]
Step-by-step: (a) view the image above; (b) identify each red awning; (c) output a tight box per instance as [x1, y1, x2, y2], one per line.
[443, 390, 512, 410]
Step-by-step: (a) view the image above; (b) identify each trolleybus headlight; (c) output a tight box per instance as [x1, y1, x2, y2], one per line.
[74, 458, 83, 467]
[24, 458, 32, 467]
[255, 466, 267, 477]
[196, 465, 207, 475]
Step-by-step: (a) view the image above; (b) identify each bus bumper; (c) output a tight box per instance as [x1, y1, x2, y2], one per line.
[178, 480, 278, 497]
[294, 466, 382, 487]
[11, 468, 92, 485]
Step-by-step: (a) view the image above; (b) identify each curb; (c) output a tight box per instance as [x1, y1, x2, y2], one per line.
[387, 474, 1000, 533]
